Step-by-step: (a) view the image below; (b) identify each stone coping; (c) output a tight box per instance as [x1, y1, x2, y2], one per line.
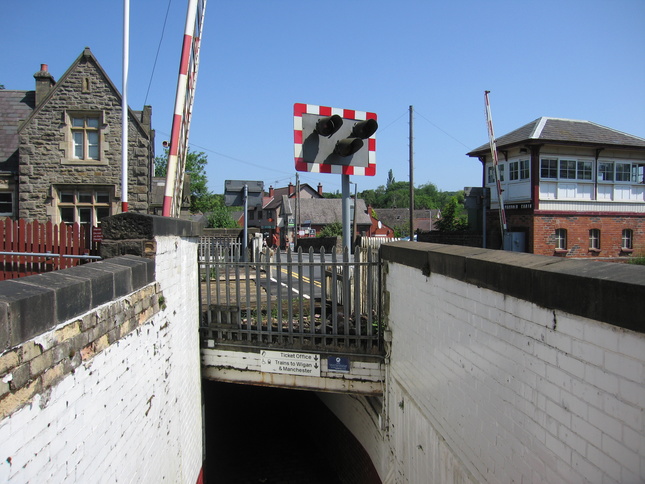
[0, 255, 154, 350]
[380, 242, 645, 334]
[101, 212, 204, 240]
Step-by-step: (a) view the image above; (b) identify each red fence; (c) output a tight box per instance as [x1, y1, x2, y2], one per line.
[0, 219, 101, 281]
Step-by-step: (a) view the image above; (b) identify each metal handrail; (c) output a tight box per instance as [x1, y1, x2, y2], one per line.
[0, 251, 101, 260]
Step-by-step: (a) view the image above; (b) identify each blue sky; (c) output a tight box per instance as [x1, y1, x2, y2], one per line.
[1, 0, 644, 195]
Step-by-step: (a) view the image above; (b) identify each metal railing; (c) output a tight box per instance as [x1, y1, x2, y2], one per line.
[199, 236, 242, 263]
[199, 244, 383, 355]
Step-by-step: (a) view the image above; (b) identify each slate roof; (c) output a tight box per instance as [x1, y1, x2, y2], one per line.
[0, 90, 35, 170]
[468, 117, 645, 157]
[373, 208, 440, 232]
[295, 198, 372, 226]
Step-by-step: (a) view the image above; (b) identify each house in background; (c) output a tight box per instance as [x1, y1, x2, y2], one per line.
[0, 47, 154, 225]
[468, 117, 645, 257]
[247, 182, 324, 247]
[293, 198, 372, 240]
[372, 208, 440, 237]
[367, 205, 395, 238]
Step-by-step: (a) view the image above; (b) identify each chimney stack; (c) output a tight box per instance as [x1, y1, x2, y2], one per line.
[317, 183, 323, 196]
[268, 185, 274, 198]
[34, 64, 56, 106]
[288, 182, 294, 197]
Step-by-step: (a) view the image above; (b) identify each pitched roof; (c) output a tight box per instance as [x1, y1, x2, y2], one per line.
[468, 117, 645, 156]
[18, 47, 150, 139]
[0, 90, 35, 169]
[297, 198, 372, 226]
[374, 208, 439, 232]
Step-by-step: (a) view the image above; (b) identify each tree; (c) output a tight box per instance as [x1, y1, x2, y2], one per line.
[435, 196, 469, 232]
[155, 148, 238, 228]
[318, 222, 342, 238]
[386, 169, 396, 188]
[155, 149, 216, 212]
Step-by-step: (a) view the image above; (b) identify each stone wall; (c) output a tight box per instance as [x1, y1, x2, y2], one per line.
[0, 214, 203, 483]
[18, 49, 152, 220]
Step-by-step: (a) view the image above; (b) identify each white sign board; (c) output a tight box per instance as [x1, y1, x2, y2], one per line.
[261, 350, 320, 377]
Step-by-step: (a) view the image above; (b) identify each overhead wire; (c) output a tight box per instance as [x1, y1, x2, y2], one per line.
[414, 109, 472, 150]
[144, 0, 173, 106]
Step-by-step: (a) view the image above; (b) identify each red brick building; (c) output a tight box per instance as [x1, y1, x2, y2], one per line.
[468, 118, 645, 258]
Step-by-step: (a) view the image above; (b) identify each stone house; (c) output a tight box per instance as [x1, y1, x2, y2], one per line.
[468, 117, 645, 257]
[0, 47, 154, 225]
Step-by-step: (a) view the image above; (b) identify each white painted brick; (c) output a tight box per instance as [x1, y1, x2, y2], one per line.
[586, 442, 622, 482]
[604, 350, 643, 383]
[584, 364, 619, 395]
[588, 405, 623, 443]
[383, 261, 644, 484]
[556, 352, 586, 379]
[583, 322, 619, 353]
[0, 236, 202, 484]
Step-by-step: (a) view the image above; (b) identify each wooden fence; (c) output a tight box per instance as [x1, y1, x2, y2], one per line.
[0, 219, 100, 280]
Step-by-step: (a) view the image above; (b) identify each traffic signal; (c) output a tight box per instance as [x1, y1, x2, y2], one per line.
[333, 118, 378, 157]
[294, 103, 378, 176]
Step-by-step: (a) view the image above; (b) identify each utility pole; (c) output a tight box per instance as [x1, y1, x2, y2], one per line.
[409, 105, 414, 239]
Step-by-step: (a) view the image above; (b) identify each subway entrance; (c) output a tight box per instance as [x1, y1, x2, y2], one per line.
[202, 381, 380, 483]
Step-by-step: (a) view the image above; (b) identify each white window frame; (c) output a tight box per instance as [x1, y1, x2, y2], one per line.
[519, 159, 530, 180]
[555, 228, 567, 250]
[589, 228, 600, 250]
[622, 229, 633, 250]
[540, 158, 558, 179]
[64, 111, 106, 165]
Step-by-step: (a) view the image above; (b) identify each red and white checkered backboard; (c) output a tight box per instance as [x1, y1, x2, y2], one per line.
[293, 103, 377, 176]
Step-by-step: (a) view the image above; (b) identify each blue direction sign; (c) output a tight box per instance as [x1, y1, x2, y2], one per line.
[327, 356, 350, 373]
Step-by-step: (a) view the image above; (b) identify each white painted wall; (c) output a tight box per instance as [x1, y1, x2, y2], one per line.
[384, 261, 645, 484]
[0, 235, 202, 483]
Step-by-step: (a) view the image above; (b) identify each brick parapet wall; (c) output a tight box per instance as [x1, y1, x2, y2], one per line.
[0, 213, 203, 482]
[380, 242, 645, 483]
[0, 278, 161, 420]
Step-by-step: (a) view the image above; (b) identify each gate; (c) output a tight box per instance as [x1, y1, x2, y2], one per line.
[199, 245, 383, 355]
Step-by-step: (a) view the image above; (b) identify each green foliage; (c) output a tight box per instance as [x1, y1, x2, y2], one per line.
[207, 207, 238, 229]
[155, 148, 238, 227]
[386, 169, 395, 188]
[322, 191, 342, 199]
[628, 255, 645, 266]
[435, 196, 469, 232]
[317, 221, 343, 238]
[359, 170, 459, 210]
[155, 149, 214, 212]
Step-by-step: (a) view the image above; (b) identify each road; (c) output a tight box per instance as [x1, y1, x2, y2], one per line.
[265, 251, 323, 301]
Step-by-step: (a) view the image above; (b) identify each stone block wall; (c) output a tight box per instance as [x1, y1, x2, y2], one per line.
[18, 49, 152, 220]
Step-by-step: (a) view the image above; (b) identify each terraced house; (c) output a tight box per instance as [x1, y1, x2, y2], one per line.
[468, 117, 645, 258]
[0, 47, 154, 225]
